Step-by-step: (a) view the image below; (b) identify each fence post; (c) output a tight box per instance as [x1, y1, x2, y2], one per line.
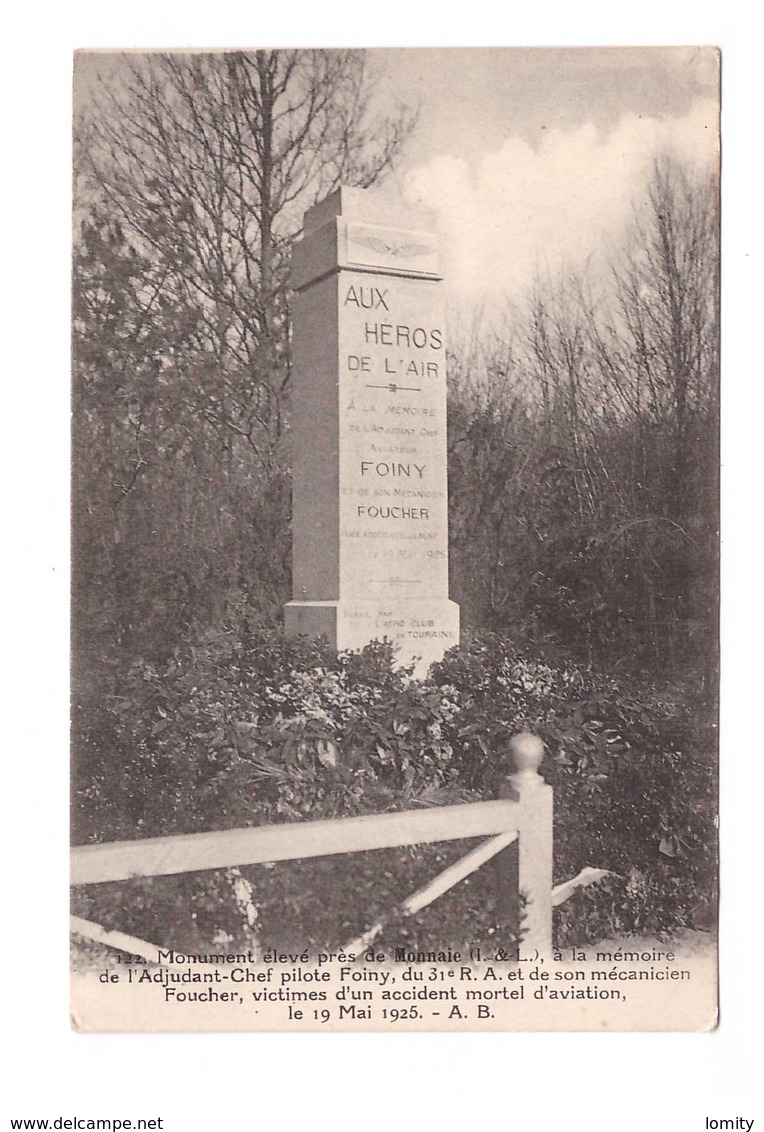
[506, 732, 553, 960]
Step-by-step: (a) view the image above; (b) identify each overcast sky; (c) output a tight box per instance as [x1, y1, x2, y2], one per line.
[369, 48, 719, 304]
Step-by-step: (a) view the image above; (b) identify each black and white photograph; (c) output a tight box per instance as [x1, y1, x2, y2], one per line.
[67, 46, 722, 1033]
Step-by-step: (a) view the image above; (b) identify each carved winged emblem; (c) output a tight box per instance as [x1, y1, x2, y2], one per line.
[351, 234, 434, 259]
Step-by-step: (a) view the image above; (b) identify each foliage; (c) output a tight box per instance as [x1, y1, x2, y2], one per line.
[72, 629, 716, 954]
[431, 635, 717, 944]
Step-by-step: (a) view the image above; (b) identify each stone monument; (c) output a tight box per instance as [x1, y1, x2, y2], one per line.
[284, 186, 459, 674]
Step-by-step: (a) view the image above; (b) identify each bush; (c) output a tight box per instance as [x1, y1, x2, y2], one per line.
[72, 628, 716, 954]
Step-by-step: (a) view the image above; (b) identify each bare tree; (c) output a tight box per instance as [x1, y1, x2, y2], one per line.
[72, 50, 416, 658]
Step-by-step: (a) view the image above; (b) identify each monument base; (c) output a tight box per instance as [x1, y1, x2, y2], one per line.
[284, 599, 460, 677]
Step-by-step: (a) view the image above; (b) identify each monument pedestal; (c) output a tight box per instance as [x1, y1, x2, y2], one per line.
[286, 186, 460, 676]
[285, 598, 460, 675]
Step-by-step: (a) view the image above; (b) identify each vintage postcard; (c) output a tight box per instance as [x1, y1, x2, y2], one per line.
[70, 46, 720, 1032]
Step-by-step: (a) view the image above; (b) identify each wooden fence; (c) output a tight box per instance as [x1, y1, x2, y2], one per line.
[71, 732, 604, 963]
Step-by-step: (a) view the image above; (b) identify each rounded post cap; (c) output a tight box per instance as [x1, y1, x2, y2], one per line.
[508, 731, 545, 775]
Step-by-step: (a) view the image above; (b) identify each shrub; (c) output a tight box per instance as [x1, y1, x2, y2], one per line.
[72, 628, 716, 954]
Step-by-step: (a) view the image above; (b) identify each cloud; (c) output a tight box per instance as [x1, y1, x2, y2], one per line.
[403, 98, 718, 302]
